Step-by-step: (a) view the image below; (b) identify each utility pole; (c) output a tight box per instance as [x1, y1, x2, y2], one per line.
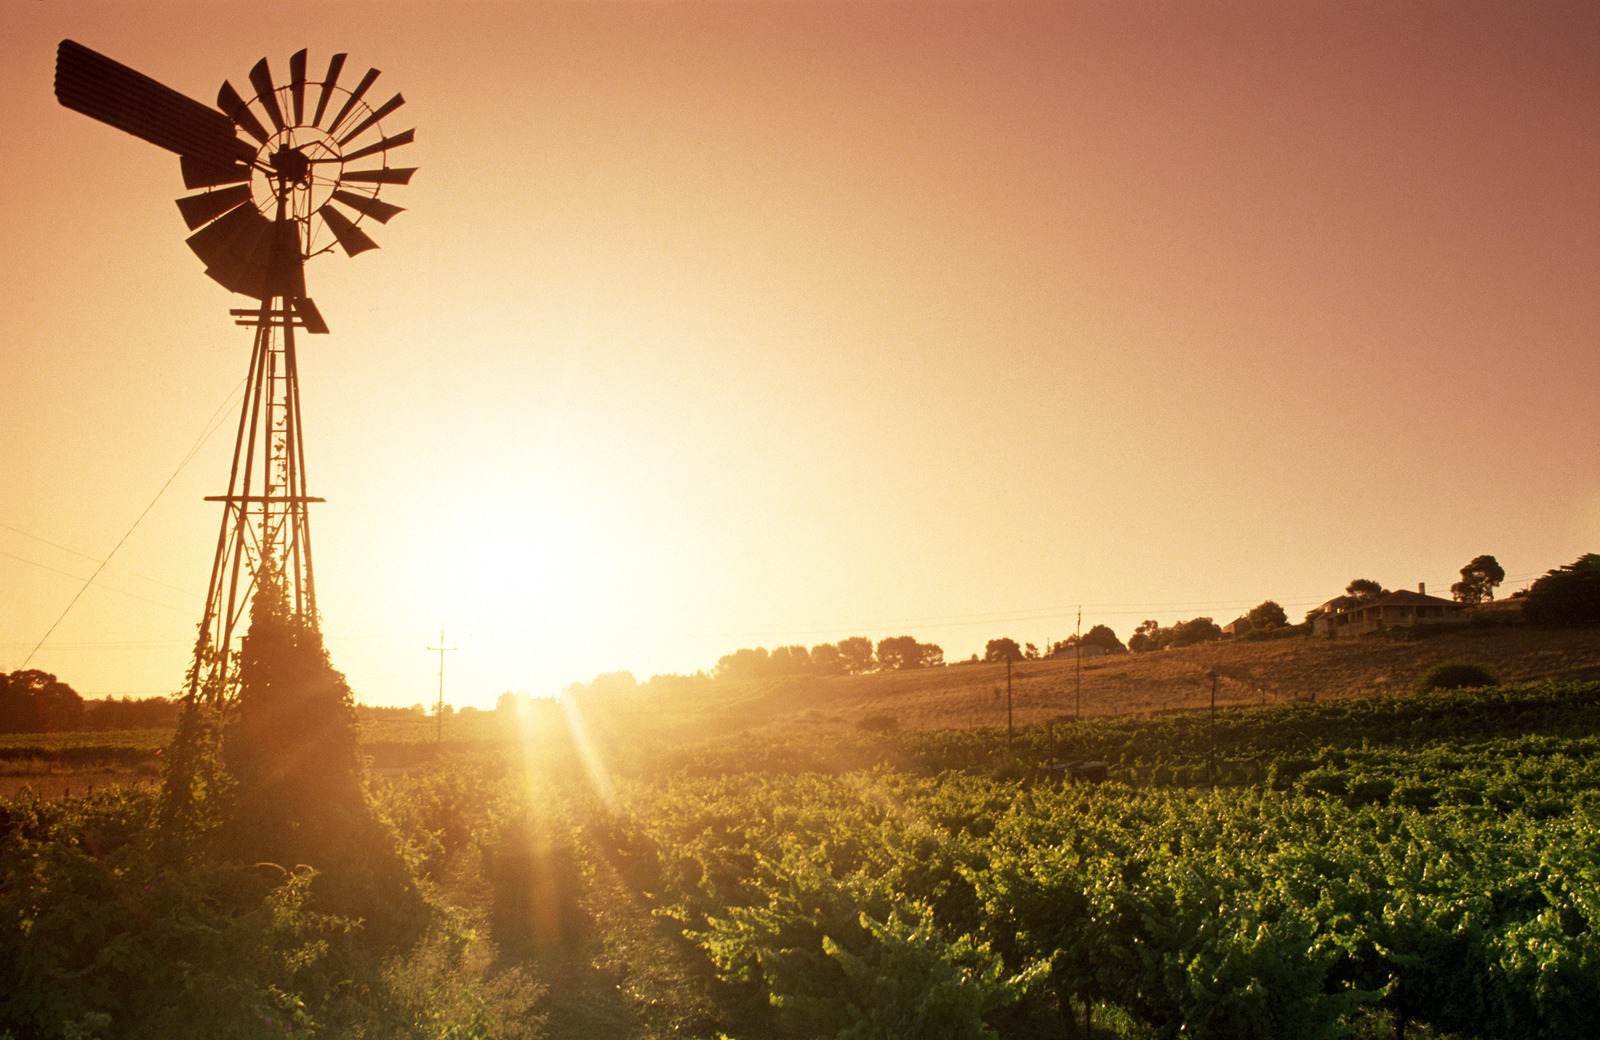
[1005, 655, 1014, 746]
[1207, 666, 1219, 790]
[428, 630, 455, 746]
[1074, 606, 1082, 719]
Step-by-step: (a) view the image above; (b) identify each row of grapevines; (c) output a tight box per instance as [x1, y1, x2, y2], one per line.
[600, 686, 1600, 1038]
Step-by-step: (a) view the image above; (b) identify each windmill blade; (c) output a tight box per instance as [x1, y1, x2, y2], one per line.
[341, 167, 415, 185]
[54, 39, 254, 168]
[186, 201, 269, 271]
[330, 189, 404, 224]
[337, 93, 405, 147]
[249, 58, 286, 132]
[203, 218, 304, 300]
[318, 204, 380, 256]
[217, 80, 271, 145]
[176, 184, 253, 230]
[289, 50, 307, 125]
[325, 67, 380, 137]
[311, 53, 346, 127]
[292, 296, 330, 335]
[339, 128, 413, 164]
[181, 154, 252, 189]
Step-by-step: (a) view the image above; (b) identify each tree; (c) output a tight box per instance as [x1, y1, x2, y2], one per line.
[984, 638, 1024, 664]
[715, 646, 771, 680]
[811, 642, 846, 675]
[1128, 619, 1161, 654]
[1168, 617, 1222, 647]
[83, 694, 179, 730]
[1248, 601, 1288, 630]
[1346, 579, 1387, 601]
[838, 636, 875, 674]
[769, 645, 812, 675]
[0, 670, 84, 733]
[1451, 554, 1505, 604]
[876, 636, 942, 671]
[1080, 624, 1126, 653]
[1522, 553, 1600, 625]
[588, 670, 639, 696]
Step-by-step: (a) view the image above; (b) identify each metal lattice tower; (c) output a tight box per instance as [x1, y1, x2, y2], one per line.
[192, 293, 325, 704]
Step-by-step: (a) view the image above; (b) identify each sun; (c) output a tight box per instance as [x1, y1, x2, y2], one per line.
[408, 495, 629, 700]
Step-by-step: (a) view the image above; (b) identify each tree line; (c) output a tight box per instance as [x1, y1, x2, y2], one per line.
[713, 635, 946, 680]
[0, 670, 179, 734]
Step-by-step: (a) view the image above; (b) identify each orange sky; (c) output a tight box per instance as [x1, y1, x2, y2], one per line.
[4, 1, 1597, 708]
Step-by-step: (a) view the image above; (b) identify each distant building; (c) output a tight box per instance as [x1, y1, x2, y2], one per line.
[1222, 616, 1252, 637]
[1313, 586, 1467, 637]
[1052, 643, 1110, 659]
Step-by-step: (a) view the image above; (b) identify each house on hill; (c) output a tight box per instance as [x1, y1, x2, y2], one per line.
[1053, 643, 1110, 659]
[1313, 586, 1467, 638]
[1222, 616, 1252, 637]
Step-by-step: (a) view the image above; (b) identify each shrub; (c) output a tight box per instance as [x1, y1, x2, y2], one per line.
[1522, 553, 1600, 625]
[1415, 661, 1499, 693]
[856, 714, 899, 733]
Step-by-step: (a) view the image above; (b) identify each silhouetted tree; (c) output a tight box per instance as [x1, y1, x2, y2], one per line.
[810, 642, 846, 675]
[769, 645, 812, 674]
[984, 638, 1023, 664]
[0, 670, 83, 733]
[876, 636, 941, 670]
[1451, 554, 1505, 604]
[1522, 553, 1600, 625]
[1346, 578, 1387, 601]
[587, 670, 639, 697]
[1164, 617, 1223, 648]
[715, 646, 772, 680]
[1248, 600, 1288, 630]
[83, 694, 180, 730]
[1080, 624, 1126, 653]
[837, 636, 875, 674]
[1128, 619, 1161, 653]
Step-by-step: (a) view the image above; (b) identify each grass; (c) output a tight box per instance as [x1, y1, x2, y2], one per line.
[584, 623, 1600, 745]
[9, 623, 1597, 778]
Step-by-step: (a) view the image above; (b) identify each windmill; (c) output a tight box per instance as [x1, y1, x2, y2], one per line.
[54, 40, 415, 706]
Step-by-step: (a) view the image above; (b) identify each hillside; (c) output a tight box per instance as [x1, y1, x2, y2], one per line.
[609, 623, 1600, 743]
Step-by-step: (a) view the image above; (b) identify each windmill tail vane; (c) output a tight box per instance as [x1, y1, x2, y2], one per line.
[54, 39, 415, 707]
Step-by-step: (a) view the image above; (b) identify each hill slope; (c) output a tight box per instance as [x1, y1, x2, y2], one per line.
[616, 623, 1600, 742]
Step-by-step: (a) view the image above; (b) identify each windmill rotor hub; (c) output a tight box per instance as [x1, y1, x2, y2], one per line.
[253, 125, 340, 220]
[270, 144, 312, 185]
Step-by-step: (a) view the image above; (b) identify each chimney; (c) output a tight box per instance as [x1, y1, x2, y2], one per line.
[1418, 582, 1425, 596]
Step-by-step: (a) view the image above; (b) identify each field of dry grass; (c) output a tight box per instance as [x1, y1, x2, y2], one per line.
[628, 623, 1600, 740]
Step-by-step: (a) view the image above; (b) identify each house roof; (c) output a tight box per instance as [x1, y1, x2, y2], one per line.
[1346, 589, 1462, 610]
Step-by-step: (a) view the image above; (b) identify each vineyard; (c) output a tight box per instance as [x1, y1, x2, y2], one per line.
[4, 680, 1599, 1038]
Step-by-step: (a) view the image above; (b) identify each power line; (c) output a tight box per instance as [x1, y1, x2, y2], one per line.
[1, 550, 191, 614]
[0, 535, 199, 600]
[19, 380, 243, 668]
[0, 523, 103, 563]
